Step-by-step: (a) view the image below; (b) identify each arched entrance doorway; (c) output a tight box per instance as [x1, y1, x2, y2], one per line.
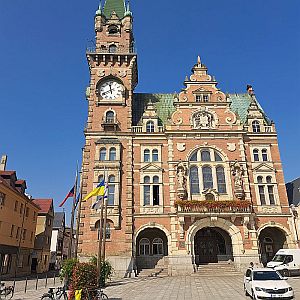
[258, 227, 287, 265]
[136, 228, 168, 270]
[194, 227, 233, 265]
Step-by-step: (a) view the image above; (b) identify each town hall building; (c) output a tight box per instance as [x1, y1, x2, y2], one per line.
[78, 0, 297, 276]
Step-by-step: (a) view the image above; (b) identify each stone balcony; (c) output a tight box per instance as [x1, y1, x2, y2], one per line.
[175, 200, 252, 216]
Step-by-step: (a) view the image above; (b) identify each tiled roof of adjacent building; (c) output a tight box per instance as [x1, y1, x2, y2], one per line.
[103, 0, 125, 19]
[32, 199, 53, 214]
[133, 93, 271, 126]
[53, 212, 65, 229]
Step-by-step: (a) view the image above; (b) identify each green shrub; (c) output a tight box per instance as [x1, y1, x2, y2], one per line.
[59, 258, 78, 282]
[99, 260, 114, 287]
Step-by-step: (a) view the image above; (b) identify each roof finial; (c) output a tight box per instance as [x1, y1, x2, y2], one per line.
[96, 0, 103, 15]
[197, 55, 201, 66]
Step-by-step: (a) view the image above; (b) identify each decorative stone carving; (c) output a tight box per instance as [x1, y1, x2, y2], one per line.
[260, 206, 280, 214]
[227, 143, 236, 152]
[176, 161, 187, 199]
[177, 143, 186, 152]
[192, 111, 214, 129]
[171, 110, 183, 125]
[98, 69, 105, 77]
[119, 70, 127, 78]
[225, 108, 237, 125]
[230, 160, 245, 199]
[140, 206, 163, 214]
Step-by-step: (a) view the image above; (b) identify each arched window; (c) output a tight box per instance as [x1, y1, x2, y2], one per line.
[201, 150, 211, 162]
[253, 149, 259, 162]
[266, 176, 275, 205]
[109, 44, 117, 53]
[252, 120, 261, 133]
[105, 111, 115, 123]
[144, 149, 150, 162]
[202, 166, 213, 189]
[153, 176, 160, 206]
[214, 151, 223, 162]
[108, 175, 115, 205]
[190, 166, 200, 195]
[100, 148, 106, 161]
[139, 238, 150, 256]
[143, 176, 151, 205]
[189, 151, 197, 161]
[152, 238, 163, 255]
[146, 121, 155, 133]
[109, 148, 116, 161]
[152, 149, 159, 162]
[262, 149, 268, 162]
[266, 176, 272, 183]
[108, 25, 119, 34]
[98, 175, 104, 183]
[257, 176, 263, 184]
[216, 166, 226, 194]
[257, 176, 265, 205]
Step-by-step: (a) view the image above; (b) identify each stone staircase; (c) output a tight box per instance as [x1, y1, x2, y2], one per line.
[194, 262, 242, 277]
[137, 257, 169, 278]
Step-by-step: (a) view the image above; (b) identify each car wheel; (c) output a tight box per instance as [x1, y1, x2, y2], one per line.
[282, 269, 289, 277]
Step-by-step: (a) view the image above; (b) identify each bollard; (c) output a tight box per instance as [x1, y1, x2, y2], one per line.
[25, 277, 28, 293]
[45, 272, 48, 288]
[53, 272, 56, 286]
[35, 274, 38, 290]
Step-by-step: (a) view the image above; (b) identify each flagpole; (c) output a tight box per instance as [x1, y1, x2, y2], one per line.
[102, 170, 108, 262]
[74, 165, 83, 259]
[97, 198, 104, 286]
[69, 164, 78, 258]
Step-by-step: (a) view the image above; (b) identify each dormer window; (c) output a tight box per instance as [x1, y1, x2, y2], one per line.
[108, 25, 119, 35]
[146, 121, 155, 133]
[109, 44, 117, 53]
[252, 120, 261, 133]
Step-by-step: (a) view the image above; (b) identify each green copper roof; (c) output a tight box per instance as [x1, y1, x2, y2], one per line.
[133, 93, 270, 126]
[103, 0, 126, 19]
[133, 93, 176, 125]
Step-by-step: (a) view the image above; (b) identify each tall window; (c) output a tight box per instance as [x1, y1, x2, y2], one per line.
[144, 149, 150, 162]
[252, 120, 261, 133]
[267, 176, 275, 205]
[153, 176, 160, 206]
[108, 175, 115, 205]
[152, 149, 159, 162]
[203, 167, 213, 189]
[109, 148, 116, 161]
[152, 238, 163, 255]
[139, 238, 150, 256]
[105, 111, 115, 123]
[262, 149, 268, 162]
[190, 167, 200, 194]
[146, 121, 155, 133]
[105, 223, 111, 240]
[143, 176, 151, 205]
[203, 95, 209, 102]
[216, 166, 226, 194]
[253, 149, 259, 161]
[257, 176, 266, 205]
[100, 148, 106, 161]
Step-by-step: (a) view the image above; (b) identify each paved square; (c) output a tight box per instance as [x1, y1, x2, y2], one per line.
[8, 274, 300, 299]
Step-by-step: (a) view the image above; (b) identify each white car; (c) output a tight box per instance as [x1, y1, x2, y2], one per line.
[244, 268, 294, 299]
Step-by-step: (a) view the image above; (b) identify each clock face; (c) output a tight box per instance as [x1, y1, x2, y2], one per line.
[99, 80, 123, 100]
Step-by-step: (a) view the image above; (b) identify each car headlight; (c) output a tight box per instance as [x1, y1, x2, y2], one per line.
[288, 287, 293, 291]
[255, 287, 262, 291]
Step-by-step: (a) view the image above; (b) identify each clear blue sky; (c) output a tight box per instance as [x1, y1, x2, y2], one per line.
[1, 0, 299, 224]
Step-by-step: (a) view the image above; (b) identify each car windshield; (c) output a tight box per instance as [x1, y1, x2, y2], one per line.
[272, 255, 286, 262]
[253, 271, 282, 281]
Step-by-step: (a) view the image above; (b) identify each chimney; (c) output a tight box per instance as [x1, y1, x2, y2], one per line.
[247, 85, 255, 96]
[0, 155, 7, 171]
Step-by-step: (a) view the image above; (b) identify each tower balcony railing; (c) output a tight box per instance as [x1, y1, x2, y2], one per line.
[86, 46, 137, 55]
[175, 200, 252, 215]
[131, 125, 165, 133]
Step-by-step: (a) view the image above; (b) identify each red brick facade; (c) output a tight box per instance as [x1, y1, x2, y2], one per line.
[78, 1, 297, 276]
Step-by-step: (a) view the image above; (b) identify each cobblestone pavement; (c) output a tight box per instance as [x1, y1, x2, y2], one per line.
[5, 275, 300, 299]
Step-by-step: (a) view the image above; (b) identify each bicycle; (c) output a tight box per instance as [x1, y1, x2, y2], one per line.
[86, 287, 108, 300]
[0, 283, 14, 300]
[41, 286, 67, 300]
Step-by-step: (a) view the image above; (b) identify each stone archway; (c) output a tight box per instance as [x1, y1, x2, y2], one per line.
[186, 218, 244, 264]
[194, 227, 233, 264]
[135, 227, 169, 271]
[258, 224, 294, 265]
